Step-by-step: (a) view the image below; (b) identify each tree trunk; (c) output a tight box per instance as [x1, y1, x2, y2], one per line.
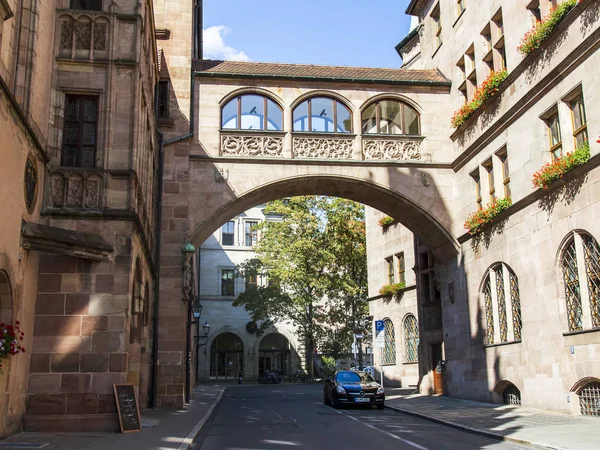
[307, 303, 314, 381]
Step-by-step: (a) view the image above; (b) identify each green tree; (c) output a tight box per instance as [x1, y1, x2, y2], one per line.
[234, 197, 331, 380]
[320, 198, 369, 368]
[233, 196, 368, 378]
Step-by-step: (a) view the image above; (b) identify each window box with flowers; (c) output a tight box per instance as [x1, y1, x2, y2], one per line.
[379, 282, 406, 301]
[532, 140, 590, 189]
[451, 70, 508, 128]
[0, 321, 25, 374]
[517, 0, 579, 55]
[464, 197, 512, 235]
[378, 216, 397, 232]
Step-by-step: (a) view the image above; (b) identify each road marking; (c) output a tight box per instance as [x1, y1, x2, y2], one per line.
[317, 403, 429, 450]
[270, 408, 283, 420]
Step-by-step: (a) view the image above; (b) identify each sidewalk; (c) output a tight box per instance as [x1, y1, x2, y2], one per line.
[385, 388, 599, 450]
[0, 385, 224, 450]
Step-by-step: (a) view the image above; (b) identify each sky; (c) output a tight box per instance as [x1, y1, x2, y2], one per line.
[202, 0, 413, 68]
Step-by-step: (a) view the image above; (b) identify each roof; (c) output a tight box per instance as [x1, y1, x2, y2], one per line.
[395, 25, 421, 56]
[193, 60, 450, 86]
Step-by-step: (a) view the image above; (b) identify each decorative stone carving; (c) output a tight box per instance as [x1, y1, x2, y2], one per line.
[84, 178, 101, 208]
[50, 174, 65, 207]
[293, 137, 354, 159]
[93, 22, 107, 51]
[363, 139, 423, 161]
[66, 176, 84, 207]
[60, 20, 73, 50]
[75, 21, 91, 50]
[221, 134, 284, 157]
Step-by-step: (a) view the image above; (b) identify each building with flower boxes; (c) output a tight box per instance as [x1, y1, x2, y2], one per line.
[367, 0, 600, 413]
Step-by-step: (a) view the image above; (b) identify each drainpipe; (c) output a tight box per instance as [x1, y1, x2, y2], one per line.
[150, 120, 164, 408]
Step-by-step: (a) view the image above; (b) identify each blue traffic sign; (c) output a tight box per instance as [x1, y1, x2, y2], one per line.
[375, 320, 384, 331]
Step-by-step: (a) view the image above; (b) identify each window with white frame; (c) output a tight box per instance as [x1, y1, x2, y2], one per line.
[403, 314, 419, 363]
[481, 263, 522, 345]
[244, 221, 258, 246]
[221, 269, 235, 296]
[221, 221, 235, 246]
[383, 318, 396, 365]
[560, 231, 600, 332]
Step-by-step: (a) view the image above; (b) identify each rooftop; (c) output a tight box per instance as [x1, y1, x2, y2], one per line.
[192, 59, 449, 86]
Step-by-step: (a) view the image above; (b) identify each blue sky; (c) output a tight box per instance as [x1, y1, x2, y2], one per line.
[203, 0, 413, 68]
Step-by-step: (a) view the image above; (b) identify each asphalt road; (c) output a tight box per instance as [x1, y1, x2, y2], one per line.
[192, 384, 527, 450]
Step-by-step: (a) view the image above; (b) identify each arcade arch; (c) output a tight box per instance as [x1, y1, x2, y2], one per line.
[209, 332, 244, 379]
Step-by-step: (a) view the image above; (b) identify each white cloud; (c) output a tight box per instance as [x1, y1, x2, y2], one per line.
[203, 26, 250, 61]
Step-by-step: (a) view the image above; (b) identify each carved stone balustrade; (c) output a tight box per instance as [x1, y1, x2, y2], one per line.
[362, 136, 424, 161]
[220, 131, 285, 157]
[48, 169, 103, 210]
[58, 11, 111, 60]
[292, 134, 355, 159]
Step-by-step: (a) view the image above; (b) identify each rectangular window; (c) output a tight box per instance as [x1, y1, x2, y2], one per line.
[457, 57, 468, 102]
[570, 95, 588, 147]
[396, 253, 406, 286]
[431, 4, 442, 49]
[245, 221, 258, 246]
[547, 112, 562, 161]
[221, 221, 235, 246]
[70, 0, 102, 10]
[497, 148, 511, 198]
[471, 170, 482, 210]
[245, 272, 258, 291]
[221, 269, 235, 296]
[61, 95, 98, 168]
[483, 159, 495, 201]
[158, 80, 170, 119]
[386, 257, 394, 285]
[465, 45, 477, 100]
[527, 0, 542, 23]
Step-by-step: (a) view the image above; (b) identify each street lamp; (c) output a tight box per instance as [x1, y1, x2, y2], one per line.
[194, 320, 210, 348]
[189, 298, 203, 324]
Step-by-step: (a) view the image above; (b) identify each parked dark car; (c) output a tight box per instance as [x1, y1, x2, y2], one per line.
[324, 370, 385, 409]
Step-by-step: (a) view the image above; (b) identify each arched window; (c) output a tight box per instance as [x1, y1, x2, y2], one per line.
[481, 263, 522, 345]
[221, 94, 283, 131]
[403, 314, 419, 363]
[361, 99, 420, 135]
[577, 380, 600, 417]
[0, 270, 12, 326]
[560, 232, 600, 332]
[210, 332, 244, 378]
[382, 318, 396, 365]
[292, 97, 352, 133]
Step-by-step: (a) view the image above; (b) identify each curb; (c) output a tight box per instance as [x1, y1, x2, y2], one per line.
[385, 404, 565, 450]
[177, 387, 226, 450]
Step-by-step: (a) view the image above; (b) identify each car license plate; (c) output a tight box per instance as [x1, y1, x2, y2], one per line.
[355, 397, 370, 403]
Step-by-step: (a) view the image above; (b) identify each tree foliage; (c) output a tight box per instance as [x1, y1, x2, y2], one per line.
[233, 196, 368, 377]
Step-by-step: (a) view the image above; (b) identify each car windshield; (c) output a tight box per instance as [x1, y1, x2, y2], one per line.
[336, 372, 375, 383]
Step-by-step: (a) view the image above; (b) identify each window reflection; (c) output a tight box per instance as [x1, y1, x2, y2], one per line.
[221, 94, 283, 131]
[361, 99, 421, 135]
[293, 97, 352, 133]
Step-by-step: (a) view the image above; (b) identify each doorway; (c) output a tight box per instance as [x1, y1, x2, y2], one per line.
[210, 333, 243, 380]
[258, 333, 291, 377]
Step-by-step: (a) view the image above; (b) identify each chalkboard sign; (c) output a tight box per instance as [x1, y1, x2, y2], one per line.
[113, 384, 142, 433]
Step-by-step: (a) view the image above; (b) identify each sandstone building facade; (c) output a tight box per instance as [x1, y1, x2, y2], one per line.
[0, 0, 599, 438]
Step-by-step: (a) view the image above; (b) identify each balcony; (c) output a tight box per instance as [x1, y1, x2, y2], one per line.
[292, 133, 355, 159]
[57, 11, 110, 61]
[220, 130, 285, 157]
[362, 136, 424, 161]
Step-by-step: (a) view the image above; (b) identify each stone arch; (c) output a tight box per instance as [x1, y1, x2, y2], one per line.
[571, 376, 600, 393]
[493, 380, 522, 405]
[290, 89, 355, 112]
[256, 332, 295, 377]
[188, 174, 459, 262]
[254, 327, 300, 356]
[359, 92, 423, 115]
[218, 87, 285, 109]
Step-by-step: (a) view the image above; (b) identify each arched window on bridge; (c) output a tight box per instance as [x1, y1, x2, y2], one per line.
[292, 97, 352, 133]
[361, 99, 420, 135]
[221, 94, 283, 131]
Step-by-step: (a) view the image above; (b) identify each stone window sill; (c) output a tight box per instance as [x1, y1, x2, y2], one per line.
[484, 340, 522, 349]
[453, 9, 466, 28]
[563, 327, 600, 337]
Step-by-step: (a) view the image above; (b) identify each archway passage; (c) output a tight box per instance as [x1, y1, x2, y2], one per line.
[210, 333, 243, 379]
[187, 164, 460, 262]
[259, 333, 291, 378]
